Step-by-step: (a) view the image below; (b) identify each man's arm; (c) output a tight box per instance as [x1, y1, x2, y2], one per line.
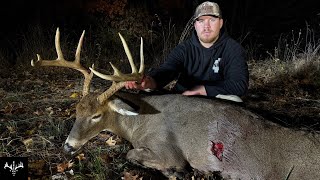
[182, 85, 207, 96]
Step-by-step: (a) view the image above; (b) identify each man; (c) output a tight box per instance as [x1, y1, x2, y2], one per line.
[125, 1, 249, 102]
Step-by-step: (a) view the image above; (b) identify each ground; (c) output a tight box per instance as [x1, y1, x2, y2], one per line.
[0, 66, 319, 179]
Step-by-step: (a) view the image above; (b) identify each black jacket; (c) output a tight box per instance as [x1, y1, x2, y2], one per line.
[148, 29, 249, 97]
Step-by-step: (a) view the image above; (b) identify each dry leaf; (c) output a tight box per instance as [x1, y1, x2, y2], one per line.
[22, 138, 33, 147]
[33, 110, 41, 116]
[13, 107, 26, 114]
[106, 136, 117, 146]
[29, 160, 46, 176]
[122, 171, 143, 180]
[70, 92, 79, 98]
[98, 133, 112, 140]
[67, 83, 75, 88]
[4, 103, 13, 114]
[6, 126, 15, 133]
[76, 153, 86, 161]
[23, 138, 33, 152]
[2, 102, 25, 114]
[64, 107, 74, 116]
[100, 153, 111, 163]
[57, 160, 74, 173]
[26, 128, 36, 135]
[45, 107, 54, 116]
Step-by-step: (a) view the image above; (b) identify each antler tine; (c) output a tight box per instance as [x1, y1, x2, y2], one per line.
[55, 28, 64, 60]
[90, 33, 144, 82]
[89, 63, 140, 82]
[31, 27, 92, 96]
[139, 37, 144, 74]
[83, 64, 94, 96]
[75, 30, 85, 64]
[93, 34, 145, 104]
[118, 33, 138, 74]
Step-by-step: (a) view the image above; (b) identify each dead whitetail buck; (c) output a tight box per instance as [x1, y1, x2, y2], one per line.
[31, 28, 320, 179]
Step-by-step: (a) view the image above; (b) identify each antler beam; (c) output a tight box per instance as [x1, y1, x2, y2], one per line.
[31, 28, 93, 96]
[90, 33, 145, 104]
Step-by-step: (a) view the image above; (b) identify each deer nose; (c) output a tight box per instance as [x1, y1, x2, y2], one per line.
[63, 143, 76, 154]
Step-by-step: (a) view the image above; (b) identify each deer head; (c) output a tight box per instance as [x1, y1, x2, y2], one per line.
[31, 28, 144, 154]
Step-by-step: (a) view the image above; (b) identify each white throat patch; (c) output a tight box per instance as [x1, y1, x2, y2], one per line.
[108, 100, 139, 116]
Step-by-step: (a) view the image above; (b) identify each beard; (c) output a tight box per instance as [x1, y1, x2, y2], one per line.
[199, 31, 218, 43]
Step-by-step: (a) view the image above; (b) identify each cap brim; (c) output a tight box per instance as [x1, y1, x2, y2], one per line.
[194, 13, 220, 20]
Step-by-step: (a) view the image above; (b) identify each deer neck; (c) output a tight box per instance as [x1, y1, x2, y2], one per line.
[105, 113, 144, 141]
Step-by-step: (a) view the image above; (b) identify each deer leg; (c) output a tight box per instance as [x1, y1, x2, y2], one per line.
[127, 148, 159, 168]
[127, 145, 188, 178]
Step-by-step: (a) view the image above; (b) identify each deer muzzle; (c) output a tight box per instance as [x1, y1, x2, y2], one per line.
[63, 142, 77, 155]
[63, 136, 85, 155]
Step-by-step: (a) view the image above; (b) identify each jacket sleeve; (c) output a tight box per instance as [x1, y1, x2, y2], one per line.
[205, 44, 249, 97]
[147, 45, 184, 88]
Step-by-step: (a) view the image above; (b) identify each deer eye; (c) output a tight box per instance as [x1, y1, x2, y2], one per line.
[91, 114, 102, 122]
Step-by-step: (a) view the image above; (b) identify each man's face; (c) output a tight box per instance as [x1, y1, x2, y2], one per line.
[194, 16, 223, 45]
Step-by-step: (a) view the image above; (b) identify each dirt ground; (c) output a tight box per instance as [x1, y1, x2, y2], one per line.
[0, 67, 319, 179]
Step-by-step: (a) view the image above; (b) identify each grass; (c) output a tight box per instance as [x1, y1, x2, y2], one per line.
[148, 15, 180, 66]
[245, 25, 320, 131]
[0, 16, 320, 179]
[249, 27, 320, 90]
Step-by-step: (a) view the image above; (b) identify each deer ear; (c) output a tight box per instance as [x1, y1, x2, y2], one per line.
[108, 99, 139, 116]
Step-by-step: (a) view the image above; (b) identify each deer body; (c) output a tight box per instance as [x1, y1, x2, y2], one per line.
[32, 28, 320, 179]
[66, 92, 320, 179]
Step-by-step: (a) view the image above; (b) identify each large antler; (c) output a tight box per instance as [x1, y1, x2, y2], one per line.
[31, 28, 93, 96]
[90, 33, 144, 104]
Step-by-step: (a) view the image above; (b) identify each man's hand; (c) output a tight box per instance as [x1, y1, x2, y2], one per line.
[124, 76, 157, 90]
[182, 85, 207, 96]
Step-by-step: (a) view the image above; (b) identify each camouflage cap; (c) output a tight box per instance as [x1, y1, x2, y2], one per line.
[194, 1, 222, 20]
